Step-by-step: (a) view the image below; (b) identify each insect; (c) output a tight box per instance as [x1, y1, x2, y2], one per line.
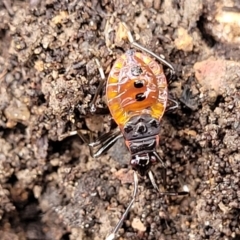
[62, 23, 188, 240]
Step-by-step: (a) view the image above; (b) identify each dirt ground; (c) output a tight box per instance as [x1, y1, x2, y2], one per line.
[0, 0, 240, 240]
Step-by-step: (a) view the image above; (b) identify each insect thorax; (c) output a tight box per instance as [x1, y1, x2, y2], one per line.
[122, 114, 161, 176]
[122, 114, 160, 141]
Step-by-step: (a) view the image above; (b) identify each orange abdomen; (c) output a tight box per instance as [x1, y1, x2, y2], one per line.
[106, 50, 168, 128]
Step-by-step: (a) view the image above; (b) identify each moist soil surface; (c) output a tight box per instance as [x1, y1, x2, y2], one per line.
[0, 1, 240, 240]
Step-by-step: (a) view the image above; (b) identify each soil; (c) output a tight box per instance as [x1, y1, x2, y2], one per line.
[0, 1, 240, 240]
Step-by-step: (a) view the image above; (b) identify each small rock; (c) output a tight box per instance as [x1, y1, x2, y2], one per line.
[174, 27, 193, 52]
[171, 139, 183, 150]
[179, 129, 197, 137]
[153, 0, 161, 10]
[4, 98, 30, 124]
[143, 0, 153, 8]
[34, 60, 44, 72]
[0, 231, 18, 240]
[51, 11, 69, 25]
[218, 202, 230, 214]
[136, 11, 148, 29]
[114, 169, 134, 184]
[33, 185, 42, 199]
[50, 158, 60, 166]
[85, 115, 104, 132]
[131, 217, 147, 232]
[194, 58, 240, 94]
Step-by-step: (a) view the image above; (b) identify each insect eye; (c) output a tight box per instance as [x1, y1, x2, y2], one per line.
[131, 159, 137, 166]
[134, 80, 144, 88]
[135, 93, 146, 101]
[150, 155, 157, 164]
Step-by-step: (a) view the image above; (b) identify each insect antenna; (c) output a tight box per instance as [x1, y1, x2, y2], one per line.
[149, 170, 190, 197]
[90, 58, 107, 113]
[122, 22, 175, 74]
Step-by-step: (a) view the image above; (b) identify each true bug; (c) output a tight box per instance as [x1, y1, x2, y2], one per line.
[62, 23, 189, 240]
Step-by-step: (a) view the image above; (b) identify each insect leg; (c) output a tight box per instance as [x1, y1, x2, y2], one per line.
[77, 128, 122, 158]
[153, 151, 166, 168]
[58, 130, 78, 141]
[90, 59, 107, 113]
[122, 22, 175, 75]
[148, 170, 189, 196]
[148, 170, 159, 192]
[105, 171, 139, 240]
[152, 151, 167, 187]
[166, 96, 179, 112]
[59, 125, 121, 157]
[161, 168, 167, 188]
[149, 152, 188, 195]
[89, 129, 122, 158]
